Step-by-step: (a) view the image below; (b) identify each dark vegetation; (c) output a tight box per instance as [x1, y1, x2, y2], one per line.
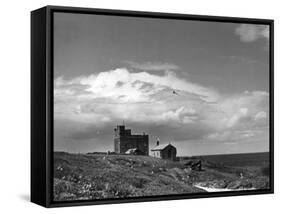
[53, 152, 270, 201]
[187, 152, 270, 190]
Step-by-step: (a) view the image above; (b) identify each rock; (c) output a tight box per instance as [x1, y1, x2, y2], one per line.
[227, 180, 253, 189]
[184, 160, 202, 171]
[191, 160, 202, 171]
[213, 180, 227, 188]
[184, 161, 193, 167]
[227, 181, 241, 189]
[239, 180, 252, 188]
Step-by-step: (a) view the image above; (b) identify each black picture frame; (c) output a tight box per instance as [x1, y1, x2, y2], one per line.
[31, 5, 274, 208]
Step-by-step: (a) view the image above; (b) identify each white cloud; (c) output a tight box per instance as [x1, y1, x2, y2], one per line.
[54, 67, 269, 144]
[207, 129, 260, 143]
[203, 90, 269, 143]
[226, 107, 249, 128]
[160, 106, 198, 124]
[54, 68, 212, 126]
[235, 24, 269, 42]
[55, 68, 219, 104]
[255, 111, 267, 120]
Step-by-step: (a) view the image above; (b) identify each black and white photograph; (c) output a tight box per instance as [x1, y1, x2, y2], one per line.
[53, 11, 272, 202]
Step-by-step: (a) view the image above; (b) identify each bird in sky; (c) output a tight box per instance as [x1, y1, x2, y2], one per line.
[172, 90, 178, 95]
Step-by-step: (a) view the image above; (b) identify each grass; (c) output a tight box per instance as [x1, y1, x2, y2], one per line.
[53, 152, 270, 201]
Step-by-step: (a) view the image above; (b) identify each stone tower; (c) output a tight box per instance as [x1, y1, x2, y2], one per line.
[114, 125, 149, 155]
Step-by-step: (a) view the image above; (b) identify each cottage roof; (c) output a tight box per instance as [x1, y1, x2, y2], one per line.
[151, 143, 175, 151]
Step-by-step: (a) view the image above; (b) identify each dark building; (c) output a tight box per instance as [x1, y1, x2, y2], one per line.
[151, 142, 177, 161]
[114, 125, 149, 155]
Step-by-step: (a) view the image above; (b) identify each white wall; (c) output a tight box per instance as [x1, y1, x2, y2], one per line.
[0, 0, 279, 213]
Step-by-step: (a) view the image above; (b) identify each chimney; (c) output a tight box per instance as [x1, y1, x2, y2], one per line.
[156, 138, 160, 146]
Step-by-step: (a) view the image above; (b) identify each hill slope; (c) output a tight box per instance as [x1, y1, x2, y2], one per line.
[54, 152, 204, 201]
[53, 152, 269, 201]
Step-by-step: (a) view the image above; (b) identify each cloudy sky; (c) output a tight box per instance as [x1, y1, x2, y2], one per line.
[54, 12, 270, 156]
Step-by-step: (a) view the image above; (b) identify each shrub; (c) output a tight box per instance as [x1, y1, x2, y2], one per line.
[261, 166, 270, 176]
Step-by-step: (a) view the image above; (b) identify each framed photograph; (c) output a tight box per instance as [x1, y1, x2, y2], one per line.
[31, 5, 274, 207]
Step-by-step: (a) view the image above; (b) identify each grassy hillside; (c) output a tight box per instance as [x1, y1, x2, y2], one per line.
[53, 152, 203, 201]
[53, 152, 270, 201]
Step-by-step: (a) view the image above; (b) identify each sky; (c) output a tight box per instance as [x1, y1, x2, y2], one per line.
[53, 12, 270, 156]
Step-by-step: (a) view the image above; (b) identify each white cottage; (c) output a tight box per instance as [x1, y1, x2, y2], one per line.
[151, 141, 177, 161]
